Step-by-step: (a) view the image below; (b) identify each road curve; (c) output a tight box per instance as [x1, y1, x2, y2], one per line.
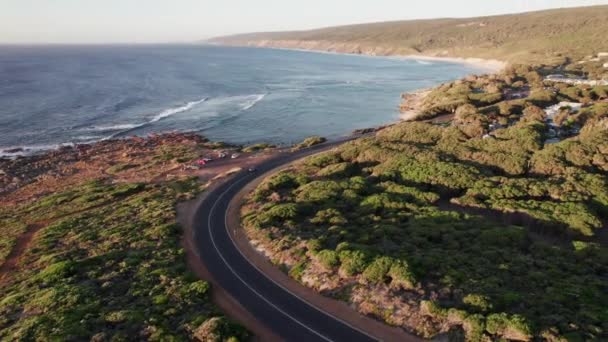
[192, 138, 383, 342]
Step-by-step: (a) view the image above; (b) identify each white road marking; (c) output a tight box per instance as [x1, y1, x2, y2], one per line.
[223, 173, 382, 342]
[207, 173, 334, 342]
[207, 159, 382, 341]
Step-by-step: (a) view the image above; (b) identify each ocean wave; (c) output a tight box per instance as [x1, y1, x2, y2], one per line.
[4, 94, 264, 157]
[73, 135, 103, 141]
[241, 93, 267, 110]
[78, 97, 209, 139]
[150, 97, 208, 123]
[415, 60, 433, 65]
[80, 124, 143, 132]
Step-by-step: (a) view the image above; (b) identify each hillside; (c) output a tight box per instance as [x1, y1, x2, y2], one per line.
[210, 5, 608, 64]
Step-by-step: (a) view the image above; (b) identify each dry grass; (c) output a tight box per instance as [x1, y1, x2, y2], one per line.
[211, 5, 608, 64]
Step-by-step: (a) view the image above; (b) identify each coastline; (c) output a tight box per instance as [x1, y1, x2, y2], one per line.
[217, 40, 507, 73]
[1, 43, 501, 159]
[399, 88, 431, 121]
[396, 54, 506, 73]
[212, 41, 507, 122]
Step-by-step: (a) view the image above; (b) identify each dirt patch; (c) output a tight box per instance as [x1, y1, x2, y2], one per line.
[0, 223, 45, 285]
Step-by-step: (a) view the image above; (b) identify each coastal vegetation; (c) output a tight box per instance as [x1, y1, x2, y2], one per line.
[416, 64, 608, 123]
[292, 136, 327, 151]
[0, 134, 248, 341]
[2, 5, 608, 340]
[211, 5, 608, 65]
[242, 62, 608, 340]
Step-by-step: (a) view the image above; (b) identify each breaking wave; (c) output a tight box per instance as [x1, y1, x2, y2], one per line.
[80, 124, 143, 132]
[241, 93, 267, 110]
[77, 97, 209, 139]
[1, 143, 74, 158]
[150, 97, 208, 123]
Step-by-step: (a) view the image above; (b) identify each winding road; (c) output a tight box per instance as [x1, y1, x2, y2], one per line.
[192, 138, 387, 342]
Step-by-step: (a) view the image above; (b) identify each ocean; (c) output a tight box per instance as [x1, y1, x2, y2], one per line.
[0, 44, 480, 156]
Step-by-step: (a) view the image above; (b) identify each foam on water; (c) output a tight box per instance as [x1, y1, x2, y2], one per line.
[80, 124, 143, 132]
[0, 45, 482, 155]
[82, 97, 209, 139]
[150, 97, 208, 123]
[241, 94, 267, 110]
[1, 143, 75, 158]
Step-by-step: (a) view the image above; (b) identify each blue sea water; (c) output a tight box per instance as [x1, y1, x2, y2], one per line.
[0, 44, 480, 156]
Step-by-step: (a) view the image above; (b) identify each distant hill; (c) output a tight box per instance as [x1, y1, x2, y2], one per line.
[209, 5, 608, 64]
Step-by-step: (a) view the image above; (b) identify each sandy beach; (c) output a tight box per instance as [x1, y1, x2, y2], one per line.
[398, 55, 506, 73]
[230, 40, 507, 73]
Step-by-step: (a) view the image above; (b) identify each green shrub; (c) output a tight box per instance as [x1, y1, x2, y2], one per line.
[310, 208, 347, 225]
[486, 313, 533, 340]
[293, 136, 327, 150]
[388, 260, 416, 290]
[338, 250, 368, 276]
[307, 239, 322, 252]
[526, 90, 556, 107]
[104, 310, 129, 323]
[295, 181, 342, 203]
[316, 250, 339, 269]
[258, 203, 299, 226]
[463, 314, 486, 342]
[188, 281, 210, 296]
[289, 261, 308, 281]
[362, 257, 393, 284]
[242, 143, 275, 152]
[317, 162, 354, 178]
[462, 294, 492, 312]
[468, 92, 503, 106]
[420, 300, 447, 318]
[306, 151, 342, 168]
[36, 261, 76, 284]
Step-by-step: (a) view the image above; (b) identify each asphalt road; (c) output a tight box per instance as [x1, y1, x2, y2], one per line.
[192, 138, 382, 342]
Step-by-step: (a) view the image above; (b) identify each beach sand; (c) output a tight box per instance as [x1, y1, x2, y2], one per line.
[399, 55, 506, 73]
[226, 40, 507, 73]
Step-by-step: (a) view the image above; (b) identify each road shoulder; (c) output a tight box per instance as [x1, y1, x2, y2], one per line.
[225, 154, 421, 342]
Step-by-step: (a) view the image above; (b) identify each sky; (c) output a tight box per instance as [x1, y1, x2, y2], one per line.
[1, 0, 608, 44]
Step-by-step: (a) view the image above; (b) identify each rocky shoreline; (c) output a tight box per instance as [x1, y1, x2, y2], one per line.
[0, 133, 253, 205]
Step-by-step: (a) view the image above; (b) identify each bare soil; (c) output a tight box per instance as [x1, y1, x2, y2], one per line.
[0, 223, 45, 285]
